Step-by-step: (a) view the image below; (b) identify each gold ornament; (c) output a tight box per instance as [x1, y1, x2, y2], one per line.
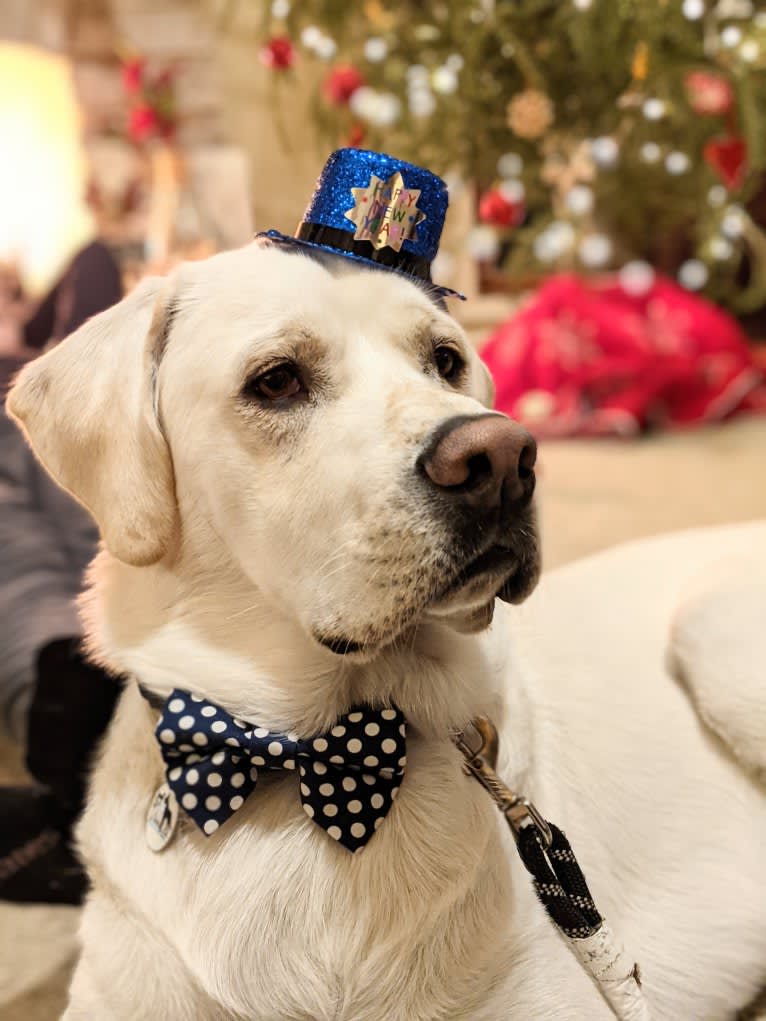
[346, 172, 426, 252]
[506, 88, 554, 140]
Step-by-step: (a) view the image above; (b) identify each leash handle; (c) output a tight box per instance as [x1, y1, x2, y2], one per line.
[452, 717, 653, 1021]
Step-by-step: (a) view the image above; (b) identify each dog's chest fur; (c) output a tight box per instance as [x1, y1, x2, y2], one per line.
[78, 683, 518, 1021]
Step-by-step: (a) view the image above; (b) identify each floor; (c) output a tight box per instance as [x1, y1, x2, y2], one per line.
[1, 415, 765, 1020]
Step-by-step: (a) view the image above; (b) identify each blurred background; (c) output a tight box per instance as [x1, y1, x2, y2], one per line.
[0, 2, 765, 1018]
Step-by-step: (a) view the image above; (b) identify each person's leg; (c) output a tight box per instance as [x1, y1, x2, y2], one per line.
[0, 639, 122, 904]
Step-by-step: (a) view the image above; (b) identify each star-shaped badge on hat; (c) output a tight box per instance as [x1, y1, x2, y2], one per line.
[346, 171, 427, 253]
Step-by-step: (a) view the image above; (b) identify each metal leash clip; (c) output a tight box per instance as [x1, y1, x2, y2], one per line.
[451, 716, 552, 849]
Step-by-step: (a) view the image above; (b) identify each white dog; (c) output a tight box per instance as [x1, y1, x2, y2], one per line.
[8, 242, 765, 1020]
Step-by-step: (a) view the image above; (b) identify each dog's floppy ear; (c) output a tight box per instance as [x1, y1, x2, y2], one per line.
[7, 275, 178, 566]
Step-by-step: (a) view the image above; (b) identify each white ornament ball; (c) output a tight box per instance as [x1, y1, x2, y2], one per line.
[619, 260, 655, 296]
[499, 179, 526, 203]
[678, 259, 709, 290]
[579, 233, 613, 268]
[534, 222, 575, 262]
[721, 26, 743, 48]
[372, 92, 401, 126]
[709, 237, 734, 260]
[721, 208, 745, 238]
[468, 226, 500, 262]
[640, 142, 662, 164]
[432, 66, 459, 95]
[300, 26, 322, 49]
[591, 136, 619, 168]
[271, 0, 290, 17]
[643, 98, 666, 121]
[497, 152, 523, 177]
[565, 184, 595, 216]
[364, 37, 388, 62]
[314, 35, 338, 60]
[350, 87, 401, 126]
[409, 87, 436, 118]
[665, 151, 691, 175]
[681, 0, 705, 19]
[446, 53, 465, 72]
[708, 184, 728, 207]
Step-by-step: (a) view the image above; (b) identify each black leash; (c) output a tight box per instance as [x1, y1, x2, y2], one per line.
[452, 718, 652, 1021]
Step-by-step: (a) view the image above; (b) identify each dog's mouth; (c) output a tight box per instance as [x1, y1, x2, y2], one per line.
[314, 518, 540, 656]
[436, 544, 518, 601]
[315, 634, 365, 656]
[429, 513, 541, 613]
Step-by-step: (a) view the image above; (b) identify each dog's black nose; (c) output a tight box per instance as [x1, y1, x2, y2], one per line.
[418, 414, 536, 508]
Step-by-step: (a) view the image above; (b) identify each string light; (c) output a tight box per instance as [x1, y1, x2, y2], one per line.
[534, 221, 575, 262]
[566, 184, 594, 215]
[643, 98, 666, 120]
[640, 142, 662, 163]
[678, 259, 709, 289]
[497, 152, 523, 177]
[578, 233, 613, 267]
[681, 0, 705, 19]
[591, 136, 619, 167]
[364, 37, 388, 62]
[619, 260, 655, 295]
[721, 26, 743, 48]
[666, 151, 691, 174]
[709, 237, 734, 260]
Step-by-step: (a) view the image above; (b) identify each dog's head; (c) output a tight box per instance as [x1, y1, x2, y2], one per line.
[7, 242, 539, 658]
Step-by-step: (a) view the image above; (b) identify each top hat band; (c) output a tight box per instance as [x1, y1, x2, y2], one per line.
[295, 222, 433, 282]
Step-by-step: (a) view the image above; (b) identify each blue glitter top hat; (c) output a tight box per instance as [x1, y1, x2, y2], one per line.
[257, 148, 465, 300]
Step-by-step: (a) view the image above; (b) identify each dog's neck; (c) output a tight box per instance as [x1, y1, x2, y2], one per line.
[89, 546, 519, 721]
[81, 548, 535, 1017]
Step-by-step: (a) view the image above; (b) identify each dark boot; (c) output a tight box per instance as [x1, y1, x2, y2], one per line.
[0, 638, 122, 905]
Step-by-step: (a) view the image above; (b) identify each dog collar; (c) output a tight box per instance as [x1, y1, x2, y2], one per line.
[142, 686, 406, 853]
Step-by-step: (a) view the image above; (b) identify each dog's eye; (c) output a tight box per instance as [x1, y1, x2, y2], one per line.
[434, 345, 464, 383]
[248, 363, 304, 402]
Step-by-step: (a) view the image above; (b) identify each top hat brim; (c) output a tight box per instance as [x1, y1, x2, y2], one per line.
[257, 230, 466, 302]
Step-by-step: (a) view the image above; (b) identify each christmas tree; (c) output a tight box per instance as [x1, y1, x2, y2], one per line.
[250, 0, 766, 315]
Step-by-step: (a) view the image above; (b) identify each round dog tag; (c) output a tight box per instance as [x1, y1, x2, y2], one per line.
[145, 782, 179, 852]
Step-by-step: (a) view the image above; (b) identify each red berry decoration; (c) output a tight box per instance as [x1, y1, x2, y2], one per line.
[122, 58, 145, 95]
[128, 104, 160, 143]
[323, 64, 366, 106]
[478, 187, 526, 229]
[684, 71, 733, 116]
[260, 36, 295, 71]
[704, 136, 748, 190]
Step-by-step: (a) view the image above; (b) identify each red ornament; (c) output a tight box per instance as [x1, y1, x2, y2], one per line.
[684, 71, 734, 116]
[323, 64, 366, 106]
[478, 187, 525, 229]
[122, 58, 145, 95]
[128, 104, 160, 143]
[704, 136, 748, 190]
[259, 36, 295, 71]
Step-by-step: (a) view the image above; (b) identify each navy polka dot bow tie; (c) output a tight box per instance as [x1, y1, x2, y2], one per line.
[153, 689, 407, 852]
